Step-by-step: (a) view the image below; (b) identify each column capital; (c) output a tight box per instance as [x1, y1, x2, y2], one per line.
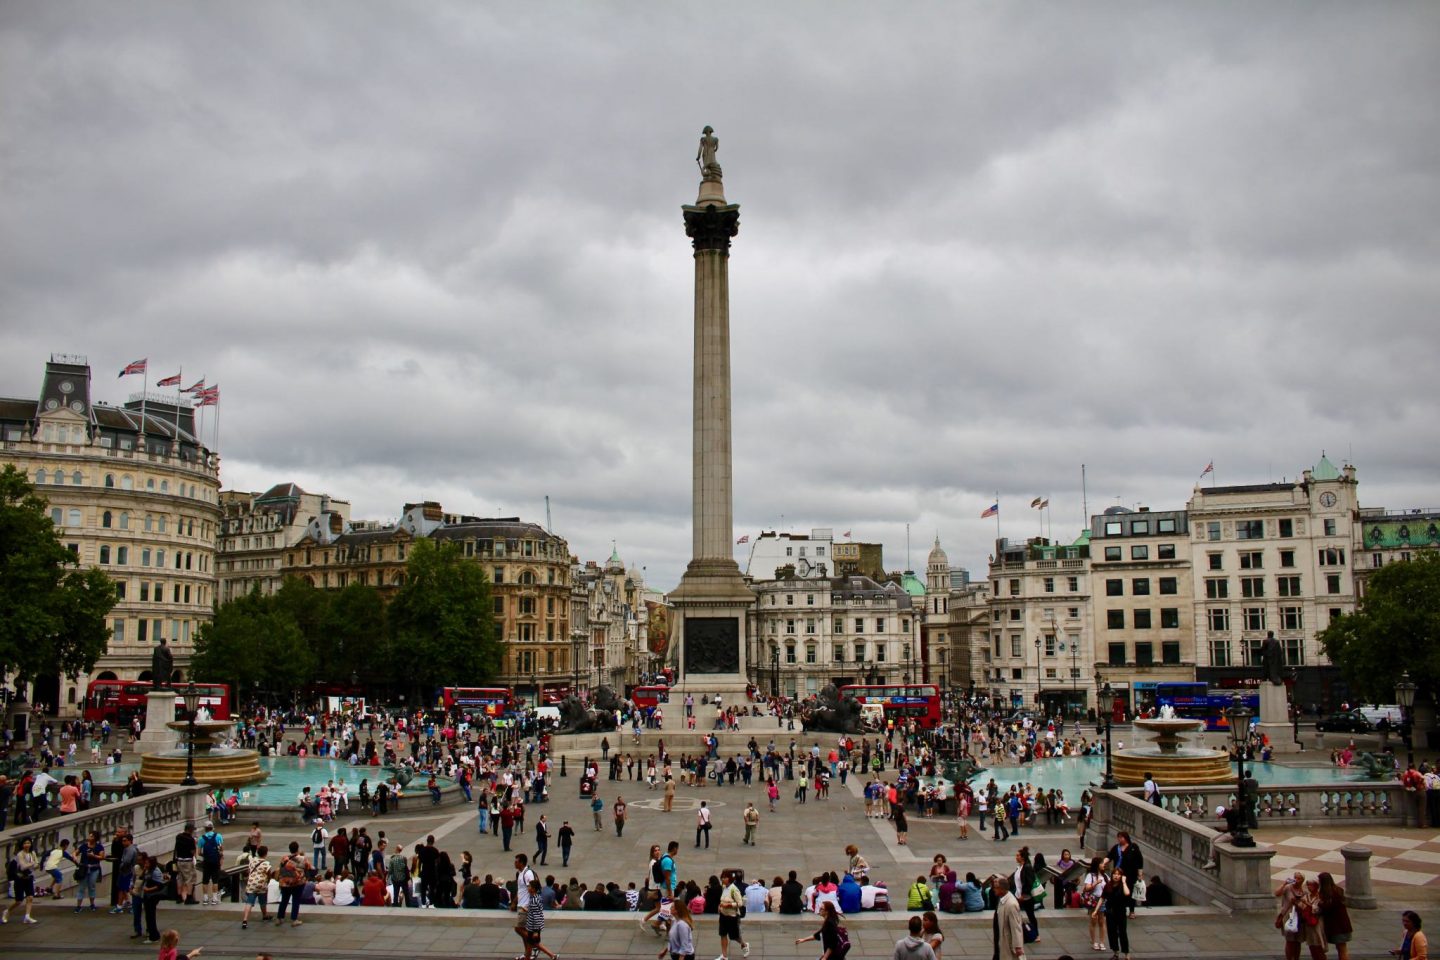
[683, 203, 740, 253]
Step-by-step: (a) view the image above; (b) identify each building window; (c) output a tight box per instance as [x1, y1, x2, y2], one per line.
[1132, 578, 1150, 596]
[1277, 575, 1301, 597]
[806, 593, 815, 605]
[493, 597, 504, 615]
[1135, 643, 1154, 666]
[1205, 578, 1228, 599]
[1106, 579, 1123, 597]
[1104, 546, 1121, 561]
[1162, 641, 1181, 664]
[1239, 551, 1263, 569]
[1104, 521, 1122, 535]
[1324, 519, 1338, 536]
[1068, 607, 1079, 619]
[1134, 609, 1152, 629]
[116, 546, 128, 565]
[1318, 548, 1345, 566]
[786, 594, 794, 606]
[1159, 577, 1178, 595]
[1009, 609, 1021, 621]
[1208, 608, 1230, 631]
[786, 644, 797, 663]
[1237, 520, 1264, 540]
[806, 618, 816, 634]
[1279, 518, 1294, 537]
[101, 510, 112, 528]
[1043, 577, 1054, 593]
[1160, 608, 1179, 629]
[834, 618, 843, 634]
[1108, 643, 1126, 666]
[876, 618, 885, 632]
[1107, 610, 1124, 629]
[785, 619, 796, 634]
[1131, 520, 1150, 535]
[1068, 576, 1079, 591]
[493, 567, 504, 583]
[1207, 554, 1223, 571]
[1285, 635, 1303, 665]
[1280, 549, 1295, 568]
[1009, 579, 1020, 596]
[1241, 577, 1265, 599]
[1131, 545, 1149, 560]
[67, 508, 81, 527]
[1243, 607, 1266, 631]
[833, 646, 843, 663]
[1010, 636, 1022, 657]
[854, 618, 864, 633]
[1157, 518, 1177, 533]
[1157, 544, 1176, 560]
[1207, 521, 1221, 541]
[853, 643, 865, 662]
[1210, 639, 1231, 666]
[1044, 634, 1056, 656]
[1327, 573, 1342, 594]
[1281, 606, 1303, 631]
[875, 645, 886, 662]
[805, 645, 816, 663]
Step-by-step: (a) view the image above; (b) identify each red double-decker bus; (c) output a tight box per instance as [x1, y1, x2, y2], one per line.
[83, 680, 231, 724]
[631, 685, 671, 710]
[839, 683, 942, 729]
[438, 686, 516, 718]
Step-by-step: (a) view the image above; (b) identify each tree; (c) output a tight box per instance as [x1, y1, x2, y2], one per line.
[323, 581, 386, 685]
[385, 538, 500, 697]
[0, 465, 117, 683]
[192, 586, 315, 699]
[1319, 551, 1440, 703]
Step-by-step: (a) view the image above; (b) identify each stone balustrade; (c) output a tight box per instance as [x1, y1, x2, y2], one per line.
[1089, 787, 1276, 913]
[0, 784, 210, 877]
[1123, 780, 1406, 827]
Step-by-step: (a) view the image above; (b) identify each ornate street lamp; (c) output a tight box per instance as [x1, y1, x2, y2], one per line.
[1095, 671, 1117, 790]
[180, 681, 201, 786]
[1034, 636, 1042, 712]
[771, 647, 779, 698]
[1226, 693, 1256, 847]
[1395, 671, 1417, 767]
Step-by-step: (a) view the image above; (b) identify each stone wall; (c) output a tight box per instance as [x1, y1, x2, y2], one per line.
[0, 783, 209, 873]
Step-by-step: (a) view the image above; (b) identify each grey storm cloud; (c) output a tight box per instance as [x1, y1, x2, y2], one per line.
[2, 1, 1438, 587]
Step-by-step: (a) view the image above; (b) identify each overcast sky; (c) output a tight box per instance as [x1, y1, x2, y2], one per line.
[3, 2, 1437, 589]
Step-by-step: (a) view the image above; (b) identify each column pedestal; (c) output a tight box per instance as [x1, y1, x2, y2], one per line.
[135, 690, 180, 755]
[670, 558, 754, 701]
[1256, 683, 1301, 754]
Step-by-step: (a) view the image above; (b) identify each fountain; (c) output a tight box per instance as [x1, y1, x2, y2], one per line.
[138, 713, 264, 787]
[1110, 705, 1233, 786]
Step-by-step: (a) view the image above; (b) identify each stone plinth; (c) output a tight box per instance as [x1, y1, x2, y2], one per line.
[134, 690, 179, 755]
[1257, 682, 1302, 754]
[670, 558, 754, 700]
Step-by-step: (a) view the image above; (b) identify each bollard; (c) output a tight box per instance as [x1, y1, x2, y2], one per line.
[560, 755, 567, 778]
[1341, 845, 1377, 909]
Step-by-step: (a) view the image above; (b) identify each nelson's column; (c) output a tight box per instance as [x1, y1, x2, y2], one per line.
[667, 126, 754, 699]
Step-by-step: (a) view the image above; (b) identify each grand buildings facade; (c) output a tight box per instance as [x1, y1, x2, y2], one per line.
[0, 356, 221, 713]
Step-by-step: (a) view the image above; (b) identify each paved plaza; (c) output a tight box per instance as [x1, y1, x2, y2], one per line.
[2, 751, 1436, 959]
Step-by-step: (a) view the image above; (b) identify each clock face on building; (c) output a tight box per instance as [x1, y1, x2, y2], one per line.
[1319, 492, 1337, 508]
[58, 380, 74, 394]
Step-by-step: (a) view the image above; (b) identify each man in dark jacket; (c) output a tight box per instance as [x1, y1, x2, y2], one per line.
[780, 870, 805, 914]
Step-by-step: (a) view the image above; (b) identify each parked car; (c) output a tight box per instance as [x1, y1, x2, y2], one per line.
[1316, 710, 1374, 733]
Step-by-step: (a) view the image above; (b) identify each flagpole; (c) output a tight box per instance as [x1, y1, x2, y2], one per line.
[994, 491, 1001, 542]
[140, 366, 149, 443]
[172, 367, 182, 444]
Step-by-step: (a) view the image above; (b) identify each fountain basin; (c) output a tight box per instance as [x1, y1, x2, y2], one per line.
[138, 719, 263, 787]
[1114, 715, 1232, 785]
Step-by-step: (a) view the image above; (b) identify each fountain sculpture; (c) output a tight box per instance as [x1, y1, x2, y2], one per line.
[1110, 705, 1233, 785]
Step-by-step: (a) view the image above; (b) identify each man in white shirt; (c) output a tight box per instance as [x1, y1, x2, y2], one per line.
[695, 801, 712, 848]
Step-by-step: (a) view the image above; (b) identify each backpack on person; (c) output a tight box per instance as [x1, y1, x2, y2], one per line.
[200, 832, 221, 860]
[651, 859, 665, 887]
[312, 827, 323, 845]
[279, 855, 305, 888]
[834, 923, 852, 958]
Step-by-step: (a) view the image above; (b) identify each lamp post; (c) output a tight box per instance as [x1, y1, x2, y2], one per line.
[180, 681, 200, 786]
[1225, 693, 1256, 847]
[1095, 671, 1117, 790]
[1395, 671, 1417, 768]
[771, 648, 779, 698]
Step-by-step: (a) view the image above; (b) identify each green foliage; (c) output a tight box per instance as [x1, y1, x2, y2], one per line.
[1319, 551, 1440, 703]
[387, 538, 500, 695]
[0, 465, 117, 681]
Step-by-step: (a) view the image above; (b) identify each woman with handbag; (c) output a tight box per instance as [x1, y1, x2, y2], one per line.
[1082, 857, 1108, 951]
[1012, 847, 1040, 942]
[1276, 872, 1307, 960]
[1103, 866, 1132, 960]
[1298, 878, 1329, 960]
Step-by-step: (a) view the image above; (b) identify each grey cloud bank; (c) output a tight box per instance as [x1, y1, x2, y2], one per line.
[2, 1, 1437, 587]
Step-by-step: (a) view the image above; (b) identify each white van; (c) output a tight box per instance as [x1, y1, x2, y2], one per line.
[859, 703, 885, 730]
[1357, 705, 1404, 726]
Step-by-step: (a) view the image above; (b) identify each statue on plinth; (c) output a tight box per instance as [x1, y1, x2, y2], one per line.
[151, 638, 174, 690]
[696, 126, 723, 182]
[1259, 630, 1284, 685]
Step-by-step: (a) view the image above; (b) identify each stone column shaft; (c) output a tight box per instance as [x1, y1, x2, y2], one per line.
[693, 246, 733, 560]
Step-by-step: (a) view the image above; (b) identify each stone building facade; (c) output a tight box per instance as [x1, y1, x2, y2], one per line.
[217, 483, 350, 602]
[0, 355, 221, 715]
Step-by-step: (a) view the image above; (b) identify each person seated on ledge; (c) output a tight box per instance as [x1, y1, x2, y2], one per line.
[460, 875, 486, 909]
